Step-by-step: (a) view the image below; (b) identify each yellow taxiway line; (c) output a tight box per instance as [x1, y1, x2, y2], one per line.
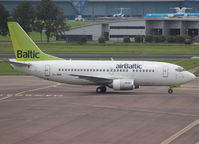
[15, 83, 61, 96]
[0, 95, 13, 101]
[160, 118, 199, 144]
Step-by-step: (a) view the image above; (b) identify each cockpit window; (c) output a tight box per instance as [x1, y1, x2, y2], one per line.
[175, 67, 185, 72]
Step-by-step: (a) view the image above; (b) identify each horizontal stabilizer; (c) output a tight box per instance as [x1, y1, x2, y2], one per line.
[0, 59, 31, 66]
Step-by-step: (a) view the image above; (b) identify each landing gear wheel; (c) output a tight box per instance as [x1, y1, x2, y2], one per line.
[96, 87, 102, 93]
[102, 87, 107, 93]
[168, 88, 173, 94]
[96, 86, 106, 93]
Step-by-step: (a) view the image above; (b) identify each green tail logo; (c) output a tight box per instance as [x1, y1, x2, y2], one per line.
[8, 22, 63, 61]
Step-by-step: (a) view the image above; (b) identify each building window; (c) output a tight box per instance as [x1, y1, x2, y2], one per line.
[110, 35, 135, 38]
[110, 26, 145, 29]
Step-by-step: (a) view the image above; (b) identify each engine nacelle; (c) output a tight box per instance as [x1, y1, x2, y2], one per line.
[112, 79, 135, 90]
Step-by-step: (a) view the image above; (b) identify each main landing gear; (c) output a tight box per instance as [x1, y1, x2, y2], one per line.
[168, 88, 173, 94]
[96, 86, 107, 93]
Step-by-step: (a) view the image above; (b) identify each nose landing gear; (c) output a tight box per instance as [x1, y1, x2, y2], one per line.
[96, 86, 107, 93]
[168, 88, 173, 94]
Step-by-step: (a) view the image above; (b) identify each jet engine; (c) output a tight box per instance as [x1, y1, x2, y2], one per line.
[110, 79, 138, 90]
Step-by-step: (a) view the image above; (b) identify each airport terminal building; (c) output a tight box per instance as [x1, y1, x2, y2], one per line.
[1, 0, 199, 19]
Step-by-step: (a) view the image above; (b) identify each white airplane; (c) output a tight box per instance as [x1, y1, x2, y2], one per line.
[145, 7, 199, 18]
[113, 8, 129, 17]
[5, 22, 196, 94]
[172, 7, 192, 14]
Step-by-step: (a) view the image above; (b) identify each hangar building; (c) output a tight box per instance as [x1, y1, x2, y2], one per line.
[57, 18, 199, 41]
[1, 0, 199, 19]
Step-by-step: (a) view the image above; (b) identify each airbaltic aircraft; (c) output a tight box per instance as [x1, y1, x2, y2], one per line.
[6, 22, 196, 94]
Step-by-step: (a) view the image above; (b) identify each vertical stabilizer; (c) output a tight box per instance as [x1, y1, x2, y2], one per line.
[8, 22, 63, 61]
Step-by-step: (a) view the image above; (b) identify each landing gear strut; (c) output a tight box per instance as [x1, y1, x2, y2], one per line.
[96, 86, 107, 93]
[168, 88, 173, 94]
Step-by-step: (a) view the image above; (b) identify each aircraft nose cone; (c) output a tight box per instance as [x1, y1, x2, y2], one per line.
[186, 72, 196, 81]
[190, 72, 196, 80]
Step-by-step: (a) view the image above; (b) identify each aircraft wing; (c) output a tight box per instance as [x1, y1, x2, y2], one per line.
[70, 74, 113, 84]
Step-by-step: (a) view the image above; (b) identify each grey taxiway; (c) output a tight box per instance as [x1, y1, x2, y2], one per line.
[0, 76, 199, 144]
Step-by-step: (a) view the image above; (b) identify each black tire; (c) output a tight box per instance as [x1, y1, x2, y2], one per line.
[96, 87, 102, 93]
[102, 87, 107, 93]
[96, 86, 107, 93]
[168, 89, 173, 94]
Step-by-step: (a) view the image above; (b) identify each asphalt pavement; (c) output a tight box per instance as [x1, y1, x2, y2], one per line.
[0, 76, 199, 144]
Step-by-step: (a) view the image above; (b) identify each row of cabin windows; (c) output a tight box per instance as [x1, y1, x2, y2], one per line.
[58, 68, 155, 73]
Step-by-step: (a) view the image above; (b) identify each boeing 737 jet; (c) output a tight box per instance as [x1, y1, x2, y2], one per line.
[5, 22, 196, 94]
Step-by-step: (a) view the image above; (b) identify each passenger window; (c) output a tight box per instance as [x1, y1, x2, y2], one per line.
[71, 69, 73, 71]
[58, 69, 61, 71]
[62, 69, 64, 71]
[149, 70, 151, 72]
[126, 69, 128, 72]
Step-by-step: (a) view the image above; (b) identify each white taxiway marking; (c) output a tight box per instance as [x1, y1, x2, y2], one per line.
[160, 118, 199, 144]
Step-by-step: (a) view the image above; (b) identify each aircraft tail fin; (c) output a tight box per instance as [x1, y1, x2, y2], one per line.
[8, 22, 63, 61]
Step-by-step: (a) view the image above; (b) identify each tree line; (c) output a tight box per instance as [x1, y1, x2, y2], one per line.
[0, 0, 69, 42]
